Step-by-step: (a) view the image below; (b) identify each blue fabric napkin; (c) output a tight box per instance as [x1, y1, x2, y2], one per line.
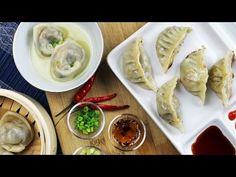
[0, 22, 50, 114]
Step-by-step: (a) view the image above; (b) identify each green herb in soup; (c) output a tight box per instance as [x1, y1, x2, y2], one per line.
[50, 38, 63, 48]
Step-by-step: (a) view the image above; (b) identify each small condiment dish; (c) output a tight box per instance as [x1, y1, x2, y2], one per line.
[67, 102, 105, 140]
[108, 113, 146, 151]
[73, 145, 103, 155]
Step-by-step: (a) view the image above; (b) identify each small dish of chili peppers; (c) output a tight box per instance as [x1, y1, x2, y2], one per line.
[67, 102, 105, 139]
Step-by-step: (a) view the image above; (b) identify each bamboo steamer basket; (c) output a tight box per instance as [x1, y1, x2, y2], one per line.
[0, 89, 57, 154]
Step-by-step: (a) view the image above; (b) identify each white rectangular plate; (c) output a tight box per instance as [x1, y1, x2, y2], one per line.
[107, 22, 236, 154]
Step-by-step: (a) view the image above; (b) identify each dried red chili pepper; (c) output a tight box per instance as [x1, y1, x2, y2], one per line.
[96, 103, 130, 111]
[81, 93, 117, 103]
[55, 74, 130, 118]
[74, 74, 96, 103]
[55, 74, 96, 117]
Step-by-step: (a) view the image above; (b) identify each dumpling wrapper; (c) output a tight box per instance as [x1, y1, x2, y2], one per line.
[123, 38, 157, 91]
[0, 111, 34, 153]
[33, 23, 67, 57]
[180, 47, 208, 104]
[0, 146, 14, 155]
[156, 77, 184, 131]
[156, 26, 192, 73]
[209, 51, 235, 107]
[50, 40, 87, 81]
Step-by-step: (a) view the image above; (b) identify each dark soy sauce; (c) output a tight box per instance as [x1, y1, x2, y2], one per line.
[191, 126, 235, 155]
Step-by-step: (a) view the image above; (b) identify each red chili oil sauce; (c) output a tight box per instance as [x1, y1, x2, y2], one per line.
[191, 126, 235, 155]
[112, 119, 141, 147]
[228, 110, 236, 121]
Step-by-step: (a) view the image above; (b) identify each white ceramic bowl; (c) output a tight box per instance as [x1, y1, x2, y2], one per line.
[13, 22, 103, 92]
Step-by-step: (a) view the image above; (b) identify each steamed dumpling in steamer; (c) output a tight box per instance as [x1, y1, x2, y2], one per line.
[0, 146, 14, 155]
[156, 77, 183, 131]
[50, 40, 87, 81]
[33, 23, 67, 57]
[156, 26, 192, 73]
[122, 38, 157, 91]
[209, 51, 235, 107]
[0, 111, 34, 153]
[180, 47, 208, 104]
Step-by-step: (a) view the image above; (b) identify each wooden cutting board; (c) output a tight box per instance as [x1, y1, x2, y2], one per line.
[46, 22, 178, 155]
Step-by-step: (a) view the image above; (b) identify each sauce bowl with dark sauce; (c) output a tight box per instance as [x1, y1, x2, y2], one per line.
[191, 126, 235, 155]
[108, 114, 146, 151]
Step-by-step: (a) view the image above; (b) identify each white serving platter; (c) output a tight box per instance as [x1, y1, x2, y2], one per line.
[107, 22, 236, 154]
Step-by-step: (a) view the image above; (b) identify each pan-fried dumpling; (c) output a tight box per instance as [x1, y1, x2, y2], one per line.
[0, 111, 34, 153]
[209, 51, 235, 107]
[180, 47, 208, 103]
[122, 38, 157, 91]
[50, 40, 87, 81]
[156, 77, 183, 130]
[33, 23, 67, 57]
[156, 26, 192, 73]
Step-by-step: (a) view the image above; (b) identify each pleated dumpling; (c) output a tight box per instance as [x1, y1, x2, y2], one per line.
[156, 77, 183, 131]
[156, 26, 192, 73]
[50, 40, 87, 81]
[122, 38, 157, 91]
[180, 47, 208, 103]
[209, 51, 235, 107]
[33, 23, 67, 57]
[0, 111, 34, 153]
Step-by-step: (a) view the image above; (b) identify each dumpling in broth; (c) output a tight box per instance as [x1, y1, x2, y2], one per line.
[180, 47, 208, 104]
[50, 40, 87, 81]
[156, 26, 192, 73]
[122, 38, 157, 91]
[209, 51, 235, 107]
[156, 77, 183, 131]
[33, 23, 67, 57]
[0, 111, 34, 153]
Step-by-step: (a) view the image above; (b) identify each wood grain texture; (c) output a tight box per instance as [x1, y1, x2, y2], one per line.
[46, 23, 178, 155]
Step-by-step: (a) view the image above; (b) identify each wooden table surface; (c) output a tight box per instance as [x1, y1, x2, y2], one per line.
[46, 23, 178, 155]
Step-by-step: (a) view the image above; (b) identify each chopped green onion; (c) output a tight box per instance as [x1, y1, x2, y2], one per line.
[79, 147, 102, 155]
[75, 106, 100, 135]
[50, 39, 63, 48]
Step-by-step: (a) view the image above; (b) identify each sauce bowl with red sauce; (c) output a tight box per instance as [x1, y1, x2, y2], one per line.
[108, 114, 146, 151]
